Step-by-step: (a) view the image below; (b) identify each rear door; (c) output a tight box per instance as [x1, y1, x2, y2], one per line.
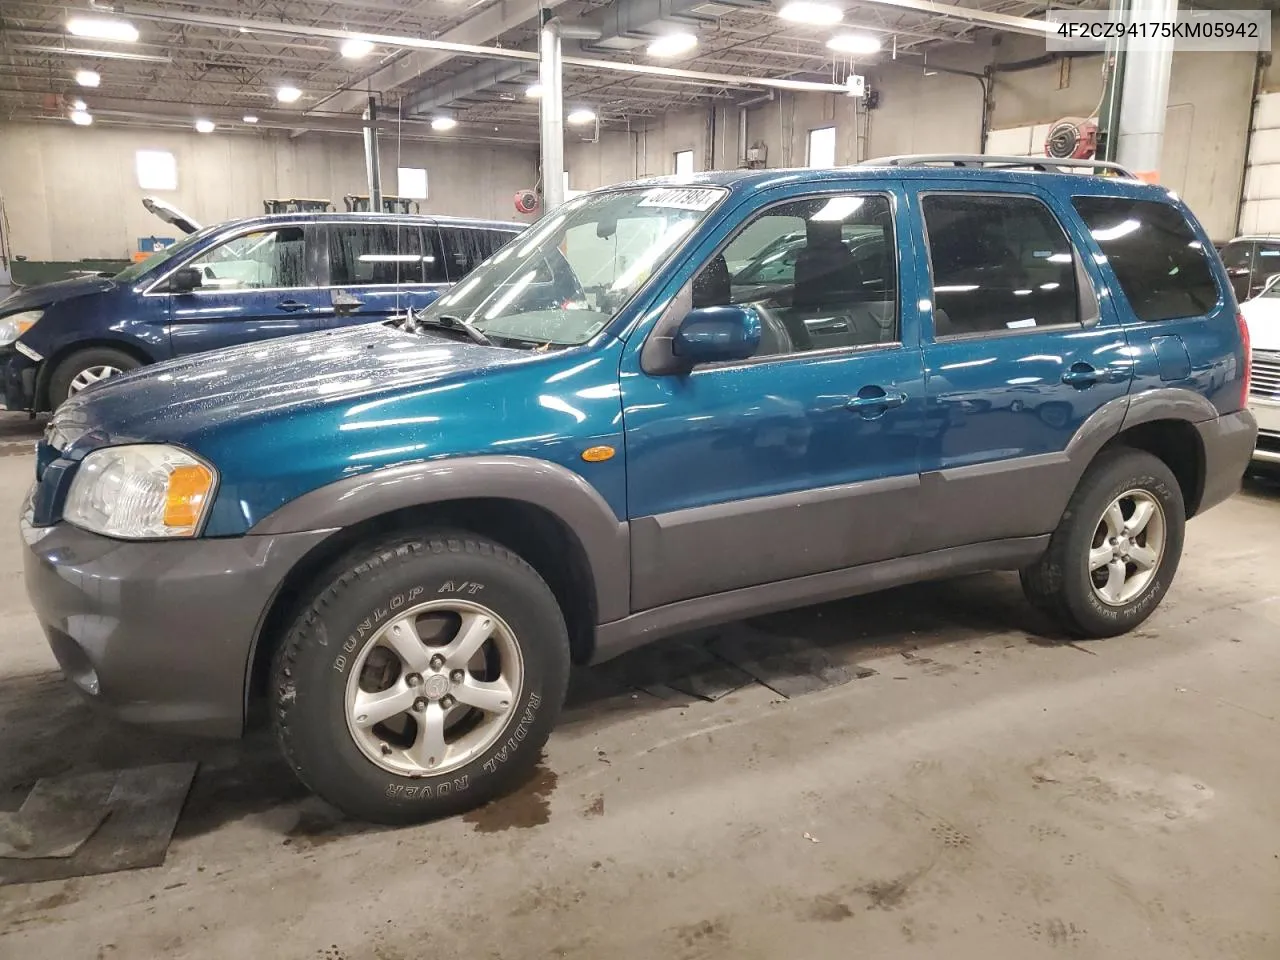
[324, 221, 450, 329]
[908, 182, 1134, 553]
[166, 223, 326, 355]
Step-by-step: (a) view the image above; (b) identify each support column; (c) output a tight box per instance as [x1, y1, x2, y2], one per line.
[1115, 0, 1174, 180]
[539, 17, 565, 212]
[363, 96, 383, 211]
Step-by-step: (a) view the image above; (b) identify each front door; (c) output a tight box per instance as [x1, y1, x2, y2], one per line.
[167, 224, 325, 355]
[907, 183, 1133, 553]
[324, 222, 450, 329]
[620, 185, 926, 611]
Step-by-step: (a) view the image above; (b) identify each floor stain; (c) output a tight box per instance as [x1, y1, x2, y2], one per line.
[582, 794, 605, 818]
[461, 762, 557, 833]
[807, 894, 854, 922]
[859, 873, 918, 910]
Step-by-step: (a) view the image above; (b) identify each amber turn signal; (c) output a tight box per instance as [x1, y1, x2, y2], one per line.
[581, 445, 615, 463]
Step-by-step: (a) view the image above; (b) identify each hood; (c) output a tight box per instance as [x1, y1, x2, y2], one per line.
[0, 275, 116, 314]
[1241, 297, 1280, 352]
[143, 196, 201, 235]
[56, 323, 538, 444]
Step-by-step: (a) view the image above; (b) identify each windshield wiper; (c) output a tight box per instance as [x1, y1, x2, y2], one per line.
[409, 312, 492, 346]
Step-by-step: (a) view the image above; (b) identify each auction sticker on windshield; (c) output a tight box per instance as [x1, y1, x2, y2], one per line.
[637, 187, 722, 211]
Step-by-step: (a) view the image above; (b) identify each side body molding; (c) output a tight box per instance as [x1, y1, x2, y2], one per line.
[250, 456, 631, 622]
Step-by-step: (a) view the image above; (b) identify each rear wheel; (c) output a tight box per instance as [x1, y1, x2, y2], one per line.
[48, 347, 140, 408]
[1021, 448, 1185, 638]
[271, 532, 570, 824]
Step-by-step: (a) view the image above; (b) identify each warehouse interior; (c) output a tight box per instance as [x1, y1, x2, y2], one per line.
[1, 0, 1279, 957]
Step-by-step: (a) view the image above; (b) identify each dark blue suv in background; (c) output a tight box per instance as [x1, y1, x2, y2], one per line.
[0, 212, 523, 411]
[22, 155, 1257, 825]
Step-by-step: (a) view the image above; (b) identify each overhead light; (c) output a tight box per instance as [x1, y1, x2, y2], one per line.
[70, 109, 93, 126]
[827, 32, 881, 55]
[75, 69, 101, 88]
[66, 17, 138, 43]
[276, 85, 302, 103]
[72, 98, 86, 111]
[647, 32, 698, 58]
[567, 108, 596, 125]
[243, 114, 259, 124]
[525, 83, 543, 98]
[811, 196, 864, 221]
[195, 119, 216, 133]
[778, 1, 844, 25]
[341, 38, 374, 59]
[431, 116, 457, 131]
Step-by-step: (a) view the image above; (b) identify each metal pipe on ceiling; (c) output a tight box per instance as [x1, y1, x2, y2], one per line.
[4, 44, 173, 64]
[850, 0, 1051, 36]
[540, 17, 567, 212]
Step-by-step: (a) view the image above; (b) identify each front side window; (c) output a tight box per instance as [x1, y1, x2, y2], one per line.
[692, 193, 897, 355]
[184, 227, 306, 290]
[329, 224, 444, 285]
[1072, 196, 1218, 322]
[923, 193, 1078, 337]
[420, 185, 726, 348]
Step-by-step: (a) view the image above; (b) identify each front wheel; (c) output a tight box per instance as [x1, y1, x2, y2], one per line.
[271, 532, 570, 824]
[47, 347, 141, 409]
[1021, 448, 1185, 638]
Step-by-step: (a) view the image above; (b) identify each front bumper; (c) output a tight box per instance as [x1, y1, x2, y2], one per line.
[0, 344, 38, 412]
[21, 502, 333, 737]
[1247, 398, 1280, 465]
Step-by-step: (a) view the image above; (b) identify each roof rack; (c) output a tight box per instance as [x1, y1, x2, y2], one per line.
[860, 154, 1138, 179]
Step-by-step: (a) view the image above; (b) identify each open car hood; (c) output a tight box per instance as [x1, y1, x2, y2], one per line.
[142, 197, 201, 235]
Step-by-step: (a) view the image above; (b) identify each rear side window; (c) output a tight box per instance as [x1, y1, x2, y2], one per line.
[441, 228, 516, 279]
[922, 194, 1078, 336]
[328, 224, 446, 286]
[1071, 196, 1218, 322]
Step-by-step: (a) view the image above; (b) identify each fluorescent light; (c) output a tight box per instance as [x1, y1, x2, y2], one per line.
[341, 38, 374, 59]
[75, 69, 101, 87]
[195, 119, 215, 133]
[525, 83, 543, 98]
[778, 1, 843, 25]
[810, 196, 864, 221]
[1091, 218, 1141, 242]
[276, 85, 302, 103]
[827, 32, 880, 54]
[66, 17, 138, 43]
[72, 98, 86, 110]
[243, 114, 259, 124]
[567, 108, 596, 125]
[70, 110, 93, 126]
[647, 32, 698, 58]
[431, 116, 457, 131]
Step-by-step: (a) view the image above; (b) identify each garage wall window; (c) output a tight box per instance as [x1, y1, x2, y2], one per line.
[136, 150, 177, 190]
[397, 167, 428, 200]
[807, 127, 836, 169]
[674, 150, 694, 176]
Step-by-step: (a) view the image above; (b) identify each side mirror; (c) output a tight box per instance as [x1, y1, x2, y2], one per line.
[332, 289, 364, 316]
[169, 266, 202, 293]
[671, 305, 762, 367]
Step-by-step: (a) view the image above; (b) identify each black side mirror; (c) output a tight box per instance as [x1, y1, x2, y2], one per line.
[169, 266, 202, 293]
[332, 289, 364, 316]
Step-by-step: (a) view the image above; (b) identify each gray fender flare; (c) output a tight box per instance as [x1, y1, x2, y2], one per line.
[251, 456, 630, 622]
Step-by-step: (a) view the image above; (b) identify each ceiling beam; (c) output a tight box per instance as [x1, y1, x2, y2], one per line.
[848, 0, 1052, 37]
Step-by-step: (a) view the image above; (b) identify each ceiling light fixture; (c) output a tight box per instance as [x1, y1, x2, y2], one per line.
[195, 119, 216, 133]
[276, 85, 302, 103]
[70, 109, 93, 126]
[72, 98, 86, 111]
[778, 1, 844, 25]
[341, 38, 374, 59]
[525, 83, 543, 98]
[431, 116, 458, 131]
[66, 17, 139, 43]
[647, 32, 698, 58]
[826, 32, 881, 55]
[75, 69, 101, 87]
[567, 108, 596, 125]
[243, 114, 259, 123]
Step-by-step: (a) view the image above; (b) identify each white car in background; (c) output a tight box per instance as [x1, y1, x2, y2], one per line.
[1240, 276, 1280, 466]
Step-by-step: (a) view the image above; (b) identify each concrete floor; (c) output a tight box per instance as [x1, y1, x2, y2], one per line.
[1, 412, 1279, 960]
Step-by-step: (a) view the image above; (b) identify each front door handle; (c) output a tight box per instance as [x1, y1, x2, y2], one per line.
[846, 386, 908, 417]
[276, 299, 310, 313]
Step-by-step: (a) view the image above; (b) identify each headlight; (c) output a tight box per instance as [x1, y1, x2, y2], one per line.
[64, 444, 217, 539]
[0, 310, 43, 346]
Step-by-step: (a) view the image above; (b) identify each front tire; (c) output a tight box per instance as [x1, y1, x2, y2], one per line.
[271, 532, 570, 825]
[1021, 448, 1185, 638]
[48, 347, 141, 408]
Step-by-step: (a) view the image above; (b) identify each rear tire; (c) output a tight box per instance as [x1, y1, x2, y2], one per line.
[271, 531, 570, 825]
[1021, 448, 1185, 638]
[48, 347, 140, 408]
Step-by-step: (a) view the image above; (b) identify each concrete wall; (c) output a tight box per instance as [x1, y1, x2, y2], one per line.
[0, 122, 538, 261]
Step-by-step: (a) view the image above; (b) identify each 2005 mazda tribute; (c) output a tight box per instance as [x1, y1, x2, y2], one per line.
[22, 157, 1257, 823]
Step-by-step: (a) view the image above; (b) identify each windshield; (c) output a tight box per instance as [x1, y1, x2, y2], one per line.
[113, 224, 223, 283]
[418, 185, 727, 347]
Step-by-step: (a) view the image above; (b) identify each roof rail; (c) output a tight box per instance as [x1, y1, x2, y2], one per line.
[860, 154, 1138, 180]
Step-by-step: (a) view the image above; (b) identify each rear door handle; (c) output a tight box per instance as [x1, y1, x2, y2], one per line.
[1062, 362, 1131, 387]
[276, 299, 310, 313]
